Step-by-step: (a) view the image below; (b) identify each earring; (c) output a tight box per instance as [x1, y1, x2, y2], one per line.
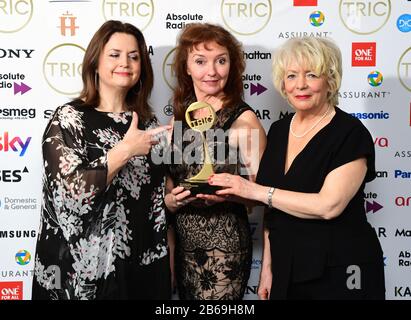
[132, 79, 142, 94]
[94, 72, 99, 90]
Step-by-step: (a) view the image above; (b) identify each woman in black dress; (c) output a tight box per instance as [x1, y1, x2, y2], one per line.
[32, 20, 171, 300]
[165, 23, 266, 300]
[209, 37, 385, 300]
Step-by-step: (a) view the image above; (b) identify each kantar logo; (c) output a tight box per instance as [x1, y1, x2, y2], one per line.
[0, 0, 33, 33]
[43, 43, 85, 96]
[398, 47, 411, 92]
[221, 0, 272, 36]
[102, 0, 154, 31]
[339, 0, 391, 35]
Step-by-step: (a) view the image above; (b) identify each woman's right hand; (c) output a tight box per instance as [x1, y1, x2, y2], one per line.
[257, 267, 272, 300]
[165, 186, 196, 213]
[121, 112, 171, 157]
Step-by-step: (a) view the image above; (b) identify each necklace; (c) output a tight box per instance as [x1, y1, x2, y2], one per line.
[289, 105, 331, 138]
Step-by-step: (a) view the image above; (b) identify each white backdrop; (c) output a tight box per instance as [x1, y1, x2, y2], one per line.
[0, 0, 410, 300]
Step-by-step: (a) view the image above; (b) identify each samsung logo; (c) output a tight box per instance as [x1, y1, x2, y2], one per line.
[0, 230, 36, 238]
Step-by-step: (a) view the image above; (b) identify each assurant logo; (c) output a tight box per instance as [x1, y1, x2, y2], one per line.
[0, 0, 33, 33]
[15, 250, 31, 266]
[368, 70, 383, 87]
[339, 0, 391, 35]
[221, 0, 272, 35]
[398, 47, 411, 92]
[309, 10, 325, 27]
[43, 43, 85, 95]
[102, 0, 154, 31]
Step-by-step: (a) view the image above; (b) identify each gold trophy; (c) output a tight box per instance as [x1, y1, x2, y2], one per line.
[179, 101, 220, 195]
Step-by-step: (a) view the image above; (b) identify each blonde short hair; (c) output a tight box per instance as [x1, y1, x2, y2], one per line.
[272, 37, 342, 107]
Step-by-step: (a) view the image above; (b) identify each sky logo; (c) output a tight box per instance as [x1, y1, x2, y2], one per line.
[397, 14, 411, 33]
[368, 71, 384, 87]
[0, 132, 31, 156]
[309, 11, 325, 27]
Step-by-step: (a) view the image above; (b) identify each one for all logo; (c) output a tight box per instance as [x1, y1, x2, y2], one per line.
[339, 0, 391, 34]
[0, 0, 33, 33]
[221, 0, 272, 35]
[43, 43, 85, 95]
[102, 0, 154, 30]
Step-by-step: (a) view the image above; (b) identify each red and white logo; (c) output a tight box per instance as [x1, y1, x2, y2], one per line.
[293, 0, 317, 6]
[0, 281, 23, 300]
[352, 42, 376, 67]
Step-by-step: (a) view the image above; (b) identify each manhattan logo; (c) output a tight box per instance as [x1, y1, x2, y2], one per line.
[365, 200, 383, 213]
[250, 83, 267, 96]
[0, 132, 31, 157]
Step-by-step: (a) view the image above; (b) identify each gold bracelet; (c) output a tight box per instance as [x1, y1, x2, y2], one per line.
[267, 187, 275, 209]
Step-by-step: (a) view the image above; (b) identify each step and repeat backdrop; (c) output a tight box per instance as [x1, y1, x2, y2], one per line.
[0, 0, 410, 300]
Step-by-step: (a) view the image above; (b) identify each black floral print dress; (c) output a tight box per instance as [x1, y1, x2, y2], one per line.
[168, 103, 252, 300]
[32, 101, 170, 300]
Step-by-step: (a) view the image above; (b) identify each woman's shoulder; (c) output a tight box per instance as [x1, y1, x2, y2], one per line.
[267, 111, 293, 137]
[334, 106, 371, 135]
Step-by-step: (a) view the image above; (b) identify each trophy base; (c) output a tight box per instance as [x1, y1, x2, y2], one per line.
[180, 180, 220, 196]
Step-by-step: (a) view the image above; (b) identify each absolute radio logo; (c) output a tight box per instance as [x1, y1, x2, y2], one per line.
[102, 0, 154, 30]
[339, 0, 391, 35]
[0, 0, 33, 33]
[43, 43, 85, 95]
[352, 42, 376, 67]
[221, 0, 272, 35]
[0, 281, 23, 300]
[0, 73, 31, 95]
[294, 0, 317, 6]
[398, 47, 411, 92]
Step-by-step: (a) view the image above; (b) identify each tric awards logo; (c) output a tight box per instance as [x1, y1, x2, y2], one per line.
[339, 0, 391, 35]
[0, 0, 33, 33]
[162, 48, 176, 90]
[368, 71, 383, 87]
[15, 250, 31, 266]
[102, 0, 154, 31]
[309, 11, 325, 27]
[221, 0, 272, 35]
[398, 47, 411, 92]
[43, 43, 85, 95]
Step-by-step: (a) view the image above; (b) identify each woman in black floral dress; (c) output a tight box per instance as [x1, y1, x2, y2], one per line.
[165, 23, 266, 300]
[32, 21, 171, 300]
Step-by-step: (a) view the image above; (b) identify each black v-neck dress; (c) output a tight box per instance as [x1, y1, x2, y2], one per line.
[256, 107, 385, 299]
